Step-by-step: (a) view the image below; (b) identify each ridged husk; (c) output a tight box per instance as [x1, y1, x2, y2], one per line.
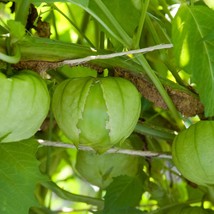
[172, 121, 214, 186]
[0, 70, 50, 142]
[52, 76, 141, 152]
[75, 140, 139, 189]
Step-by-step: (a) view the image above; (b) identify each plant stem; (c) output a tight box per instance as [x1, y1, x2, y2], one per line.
[0, 47, 21, 64]
[134, 54, 183, 127]
[145, 15, 162, 45]
[160, 0, 173, 20]
[38, 139, 172, 159]
[206, 185, 214, 205]
[50, 6, 59, 40]
[0, 37, 20, 67]
[133, 0, 150, 49]
[41, 181, 104, 208]
[130, 1, 182, 126]
[134, 122, 175, 141]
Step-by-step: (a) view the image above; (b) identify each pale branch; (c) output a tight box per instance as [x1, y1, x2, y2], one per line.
[38, 139, 172, 159]
[14, 44, 173, 72]
[62, 44, 173, 65]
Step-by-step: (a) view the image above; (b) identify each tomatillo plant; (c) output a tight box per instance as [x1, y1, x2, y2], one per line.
[52, 75, 141, 152]
[0, 70, 50, 142]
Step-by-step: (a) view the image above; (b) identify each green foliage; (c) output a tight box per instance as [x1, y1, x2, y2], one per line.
[172, 5, 214, 116]
[7, 20, 25, 43]
[103, 174, 146, 213]
[0, 139, 46, 214]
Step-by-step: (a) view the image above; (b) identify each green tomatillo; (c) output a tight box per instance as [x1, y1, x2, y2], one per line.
[75, 140, 139, 189]
[0, 70, 50, 142]
[172, 121, 214, 187]
[52, 76, 141, 152]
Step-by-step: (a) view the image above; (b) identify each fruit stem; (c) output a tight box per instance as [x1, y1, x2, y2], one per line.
[205, 185, 214, 205]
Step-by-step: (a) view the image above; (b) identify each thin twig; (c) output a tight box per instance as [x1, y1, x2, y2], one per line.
[38, 139, 172, 159]
[62, 44, 173, 65]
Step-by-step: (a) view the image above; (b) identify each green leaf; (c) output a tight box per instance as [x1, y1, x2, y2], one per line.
[41, 181, 104, 208]
[103, 174, 145, 212]
[172, 5, 214, 116]
[7, 20, 25, 43]
[14, 0, 31, 26]
[0, 25, 9, 35]
[0, 139, 46, 214]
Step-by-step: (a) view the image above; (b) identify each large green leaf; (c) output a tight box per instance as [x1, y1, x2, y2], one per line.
[103, 174, 145, 212]
[0, 139, 46, 214]
[172, 5, 214, 116]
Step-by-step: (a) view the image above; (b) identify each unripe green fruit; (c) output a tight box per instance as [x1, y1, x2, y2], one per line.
[0, 70, 50, 142]
[172, 121, 214, 186]
[52, 76, 141, 152]
[75, 140, 139, 189]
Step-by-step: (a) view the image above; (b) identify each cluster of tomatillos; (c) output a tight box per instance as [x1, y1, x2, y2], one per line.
[3, 69, 214, 198]
[0, 69, 141, 154]
[0, 68, 142, 190]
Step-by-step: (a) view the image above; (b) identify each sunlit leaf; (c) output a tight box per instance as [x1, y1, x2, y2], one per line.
[7, 20, 25, 43]
[103, 174, 145, 212]
[0, 139, 46, 214]
[172, 5, 214, 116]
[204, 0, 214, 10]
